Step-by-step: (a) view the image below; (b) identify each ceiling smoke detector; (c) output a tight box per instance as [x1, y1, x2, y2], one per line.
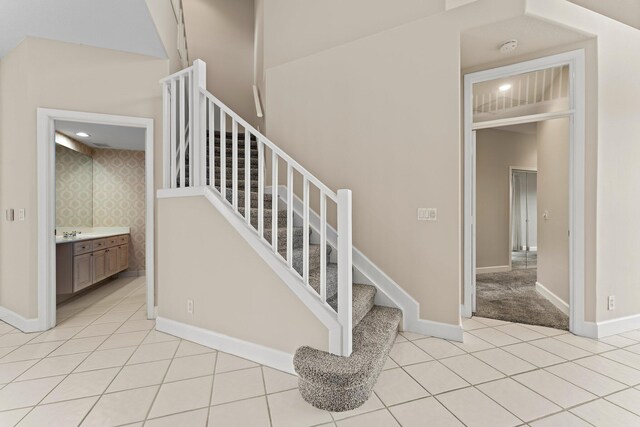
[499, 39, 518, 54]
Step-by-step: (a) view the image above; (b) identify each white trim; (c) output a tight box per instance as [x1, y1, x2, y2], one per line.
[463, 50, 587, 337]
[0, 306, 41, 333]
[596, 314, 640, 338]
[275, 185, 464, 342]
[535, 282, 570, 316]
[156, 317, 295, 374]
[36, 108, 155, 331]
[476, 265, 511, 274]
[157, 186, 344, 353]
[472, 110, 574, 130]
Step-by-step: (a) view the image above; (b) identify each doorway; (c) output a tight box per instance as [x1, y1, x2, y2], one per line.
[36, 109, 155, 331]
[511, 169, 537, 271]
[463, 50, 587, 335]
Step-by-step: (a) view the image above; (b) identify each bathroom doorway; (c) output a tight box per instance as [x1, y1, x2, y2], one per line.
[36, 109, 155, 331]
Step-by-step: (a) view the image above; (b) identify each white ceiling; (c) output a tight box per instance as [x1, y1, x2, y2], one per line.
[0, 0, 167, 58]
[461, 15, 591, 69]
[56, 121, 146, 151]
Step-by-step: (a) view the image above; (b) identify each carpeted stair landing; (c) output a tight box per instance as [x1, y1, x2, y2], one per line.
[203, 132, 403, 412]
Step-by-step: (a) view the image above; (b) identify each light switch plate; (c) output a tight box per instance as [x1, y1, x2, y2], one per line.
[18, 209, 25, 221]
[418, 208, 437, 221]
[5, 209, 14, 221]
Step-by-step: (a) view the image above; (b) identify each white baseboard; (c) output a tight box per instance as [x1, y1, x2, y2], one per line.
[156, 317, 295, 374]
[406, 317, 464, 342]
[596, 314, 640, 338]
[0, 306, 41, 333]
[476, 265, 511, 274]
[535, 282, 570, 315]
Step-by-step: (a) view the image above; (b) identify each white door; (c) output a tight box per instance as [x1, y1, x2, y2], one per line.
[471, 131, 477, 313]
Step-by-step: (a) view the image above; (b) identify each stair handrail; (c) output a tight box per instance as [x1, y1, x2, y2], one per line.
[161, 60, 353, 356]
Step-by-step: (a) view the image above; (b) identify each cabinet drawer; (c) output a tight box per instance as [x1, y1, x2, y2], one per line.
[117, 235, 129, 245]
[105, 237, 119, 248]
[92, 238, 109, 250]
[73, 241, 93, 255]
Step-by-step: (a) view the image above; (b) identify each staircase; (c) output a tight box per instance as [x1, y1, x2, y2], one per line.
[160, 60, 402, 412]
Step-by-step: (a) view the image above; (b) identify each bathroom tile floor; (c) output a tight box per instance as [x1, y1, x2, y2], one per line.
[1, 276, 640, 426]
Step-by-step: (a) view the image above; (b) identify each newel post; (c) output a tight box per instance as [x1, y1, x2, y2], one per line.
[191, 59, 207, 186]
[337, 189, 353, 356]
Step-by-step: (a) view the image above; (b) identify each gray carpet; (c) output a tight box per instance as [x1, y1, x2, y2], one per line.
[475, 269, 569, 330]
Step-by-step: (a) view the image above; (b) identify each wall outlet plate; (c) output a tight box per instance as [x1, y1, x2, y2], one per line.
[418, 208, 437, 221]
[608, 295, 615, 311]
[187, 299, 194, 314]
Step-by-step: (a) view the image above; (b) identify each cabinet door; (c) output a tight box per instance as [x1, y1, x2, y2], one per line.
[106, 248, 119, 276]
[92, 249, 107, 284]
[117, 244, 129, 272]
[73, 253, 93, 292]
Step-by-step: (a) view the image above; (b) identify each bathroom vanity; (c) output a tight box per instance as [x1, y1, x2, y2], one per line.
[56, 232, 130, 302]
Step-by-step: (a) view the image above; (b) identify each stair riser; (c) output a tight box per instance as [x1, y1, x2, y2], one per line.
[211, 168, 259, 180]
[238, 208, 287, 229]
[225, 190, 273, 209]
[264, 228, 305, 252]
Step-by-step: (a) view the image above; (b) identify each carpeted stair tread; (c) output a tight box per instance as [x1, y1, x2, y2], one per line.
[294, 305, 402, 411]
[325, 283, 377, 329]
[213, 167, 258, 180]
[225, 189, 272, 209]
[238, 207, 287, 228]
[264, 226, 304, 252]
[290, 244, 331, 275]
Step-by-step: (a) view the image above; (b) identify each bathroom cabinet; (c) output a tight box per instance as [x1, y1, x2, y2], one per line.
[57, 233, 130, 301]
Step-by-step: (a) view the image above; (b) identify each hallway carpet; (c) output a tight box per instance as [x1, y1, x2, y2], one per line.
[475, 269, 569, 330]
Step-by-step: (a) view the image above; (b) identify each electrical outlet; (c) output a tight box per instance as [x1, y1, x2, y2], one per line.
[608, 296, 615, 311]
[18, 209, 25, 221]
[187, 299, 194, 314]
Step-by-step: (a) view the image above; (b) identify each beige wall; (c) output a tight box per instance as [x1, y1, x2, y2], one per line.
[0, 37, 168, 319]
[568, 0, 640, 30]
[537, 118, 570, 304]
[183, 0, 257, 127]
[93, 149, 147, 273]
[262, 0, 446, 69]
[264, 2, 528, 326]
[157, 196, 328, 354]
[145, 0, 184, 73]
[476, 129, 537, 269]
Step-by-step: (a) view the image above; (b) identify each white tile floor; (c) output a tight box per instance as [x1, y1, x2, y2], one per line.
[1, 277, 640, 426]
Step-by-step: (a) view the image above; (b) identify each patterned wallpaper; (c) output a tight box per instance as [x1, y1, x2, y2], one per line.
[93, 149, 146, 272]
[55, 144, 93, 227]
[55, 146, 146, 273]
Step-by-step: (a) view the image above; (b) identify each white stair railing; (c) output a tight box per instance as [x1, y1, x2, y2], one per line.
[160, 60, 353, 356]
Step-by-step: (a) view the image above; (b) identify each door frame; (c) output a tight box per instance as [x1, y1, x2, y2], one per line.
[36, 108, 155, 330]
[508, 167, 538, 270]
[463, 49, 587, 336]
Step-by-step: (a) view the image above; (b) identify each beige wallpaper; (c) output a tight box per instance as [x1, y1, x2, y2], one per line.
[93, 149, 146, 272]
[55, 144, 93, 228]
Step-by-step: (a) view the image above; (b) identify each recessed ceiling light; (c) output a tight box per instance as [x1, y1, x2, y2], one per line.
[499, 84, 512, 92]
[75, 132, 90, 138]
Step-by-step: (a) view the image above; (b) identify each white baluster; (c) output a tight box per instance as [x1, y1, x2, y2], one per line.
[220, 110, 226, 198]
[559, 65, 564, 99]
[337, 189, 353, 356]
[287, 164, 293, 268]
[534, 71, 539, 103]
[162, 83, 170, 188]
[303, 178, 310, 284]
[272, 151, 278, 253]
[541, 68, 547, 102]
[170, 80, 177, 188]
[320, 192, 327, 301]
[188, 73, 193, 186]
[208, 100, 215, 188]
[179, 75, 186, 188]
[232, 120, 238, 210]
[245, 128, 251, 225]
[258, 140, 264, 236]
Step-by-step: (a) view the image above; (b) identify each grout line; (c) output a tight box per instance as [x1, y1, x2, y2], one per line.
[204, 342, 220, 426]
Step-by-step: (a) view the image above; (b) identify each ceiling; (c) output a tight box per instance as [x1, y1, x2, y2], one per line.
[0, 0, 167, 59]
[461, 15, 591, 69]
[55, 121, 146, 151]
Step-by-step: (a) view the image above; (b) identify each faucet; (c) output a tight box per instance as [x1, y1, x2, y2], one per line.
[63, 231, 81, 238]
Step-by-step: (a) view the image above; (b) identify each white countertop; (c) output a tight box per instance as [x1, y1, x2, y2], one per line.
[55, 227, 130, 245]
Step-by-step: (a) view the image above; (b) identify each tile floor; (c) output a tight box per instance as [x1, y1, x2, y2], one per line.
[1, 277, 640, 426]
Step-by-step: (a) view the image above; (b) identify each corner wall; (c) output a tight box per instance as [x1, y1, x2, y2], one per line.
[0, 37, 168, 320]
[157, 196, 328, 355]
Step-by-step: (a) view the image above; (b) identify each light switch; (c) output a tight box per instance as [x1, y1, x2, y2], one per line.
[418, 208, 437, 221]
[18, 209, 25, 221]
[543, 210, 550, 220]
[5, 209, 14, 221]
